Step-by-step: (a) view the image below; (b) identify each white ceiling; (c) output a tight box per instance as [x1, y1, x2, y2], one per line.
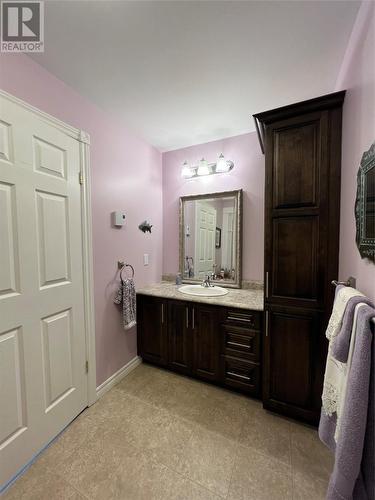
[31, 1, 360, 152]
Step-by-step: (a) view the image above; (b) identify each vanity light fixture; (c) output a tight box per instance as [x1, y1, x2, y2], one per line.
[215, 153, 231, 173]
[181, 161, 194, 178]
[181, 154, 234, 179]
[197, 158, 210, 176]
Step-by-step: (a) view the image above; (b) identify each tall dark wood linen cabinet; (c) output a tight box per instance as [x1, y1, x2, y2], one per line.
[253, 91, 345, 424]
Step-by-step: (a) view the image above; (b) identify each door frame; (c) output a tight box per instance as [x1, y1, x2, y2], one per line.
[0, 89, 97, 406]
[222, 206, 235, 271]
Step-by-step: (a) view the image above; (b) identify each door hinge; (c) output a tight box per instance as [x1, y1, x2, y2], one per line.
[79, 172, 84, 185]
[85, 360, 89, 373]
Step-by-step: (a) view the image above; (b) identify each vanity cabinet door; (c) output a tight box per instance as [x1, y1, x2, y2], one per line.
[192, 304, 223, 382]
[263, 305, 326, 422]
[168, 301, 192, 375]
[137, 295, 167, 366]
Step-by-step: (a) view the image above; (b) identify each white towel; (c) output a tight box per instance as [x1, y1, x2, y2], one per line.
[325, 286, 364, 341]
[322, 286, 364, 418]
[114, 278, 136, 330]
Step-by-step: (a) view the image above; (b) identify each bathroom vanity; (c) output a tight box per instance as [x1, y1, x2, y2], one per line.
[136, 283, 263, 396]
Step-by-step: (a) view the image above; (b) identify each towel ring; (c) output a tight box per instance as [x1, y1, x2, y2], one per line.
[118, 261, 135, 280]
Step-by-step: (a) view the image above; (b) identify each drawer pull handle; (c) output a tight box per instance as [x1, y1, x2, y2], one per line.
[227, 371, 251, 381]
[227, 341, 250, 349]
[227, 316, 253, 323]
[161, 304, 164, 324]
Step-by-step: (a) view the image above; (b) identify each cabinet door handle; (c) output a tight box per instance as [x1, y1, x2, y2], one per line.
[265, 271, 269, 299]
[227, 341, 250, 349]
[227, 316, 253, 323]
[186, 307, 189, 329]
[265, 311, 269, 337]
[227, 371, 250, 381]
[192, 307, 195, 329]
[161, 303, 164, 324]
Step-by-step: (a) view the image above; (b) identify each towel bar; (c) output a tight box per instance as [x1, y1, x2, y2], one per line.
[331, 277, 374, 324]
[118, 261, 135, 279]
[331, 276, 356, 288]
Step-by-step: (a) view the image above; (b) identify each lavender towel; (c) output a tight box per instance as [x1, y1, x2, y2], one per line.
[353, 315, 375, 500]
[319, 304, 375, 500]
[332, 296, 374, 363]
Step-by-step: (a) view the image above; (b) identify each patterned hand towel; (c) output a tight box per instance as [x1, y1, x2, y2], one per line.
[322, 286, 365, 418]
[325, 286, 365, 341]
[114, 278, 136, 330]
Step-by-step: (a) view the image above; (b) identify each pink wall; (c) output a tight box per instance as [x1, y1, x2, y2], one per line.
[0, 54, 163, 386]
[335, 1, 375, 300]
[162, 132, 265, 281]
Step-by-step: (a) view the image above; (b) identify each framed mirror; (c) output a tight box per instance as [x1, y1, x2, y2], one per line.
[355, 141, 375, 263]
[179, 190, 243, 288]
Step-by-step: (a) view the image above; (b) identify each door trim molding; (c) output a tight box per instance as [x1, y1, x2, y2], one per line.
[96, 356, 142, 399]
[0, 89, 90, 142]
[0, 88, 97, 406]
[80, 137, 97, 406]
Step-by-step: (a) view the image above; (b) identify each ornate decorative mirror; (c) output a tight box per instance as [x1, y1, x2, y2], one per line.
[179, 190, 243, 288]
[355, 141, 375, 263]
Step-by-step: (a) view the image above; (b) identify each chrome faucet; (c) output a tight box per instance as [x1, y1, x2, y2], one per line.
[202, 274, 214, 287]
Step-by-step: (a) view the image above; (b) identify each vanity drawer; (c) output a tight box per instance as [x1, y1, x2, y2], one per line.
[225, 310, 261, 330]
[222, 326, 260, 361]
[221, 355, 260, 395]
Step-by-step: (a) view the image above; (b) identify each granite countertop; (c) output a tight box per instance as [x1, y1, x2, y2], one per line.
[136, 282, 264, 311]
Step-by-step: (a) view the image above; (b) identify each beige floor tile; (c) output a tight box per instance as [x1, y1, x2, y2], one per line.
[239, 408, 292, 465]
[111, 395, 195, 470]
[36, 411, 103, 472]
[293, 470, 329, 500]
[81, 450, 169, 500]
[144, 372, 257, 441]
[163, 475, 225, 500]
[56, 430, 138, 498]
[5, 364, 333, 500]
[138, 410, 195, 470]
[2, 460, 86, 500]
[291, 422, 334, 483]
[227, 445, 293, 500]
[176, 425, 238, 497]
[116, 364, 188, 407]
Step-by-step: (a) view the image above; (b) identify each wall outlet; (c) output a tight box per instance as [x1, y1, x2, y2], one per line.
[143, 254, 149, 266]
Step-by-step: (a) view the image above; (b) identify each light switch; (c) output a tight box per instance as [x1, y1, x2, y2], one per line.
[143, 253, 149, 266]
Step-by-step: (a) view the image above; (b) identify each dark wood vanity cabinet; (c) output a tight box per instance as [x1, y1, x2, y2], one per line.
[167, 301, 192, 374]
[137, 295, 168, 366]
[220, 309, 261, 395]
[137, 294, 262, 396]
[191, 304, 223, 382]
[254, 91, 345, 424]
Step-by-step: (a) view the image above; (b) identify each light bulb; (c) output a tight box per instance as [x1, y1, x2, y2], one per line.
[181, 161, 193, 178]
[197, 158, 209, 176]
[216, 153, 230, 173]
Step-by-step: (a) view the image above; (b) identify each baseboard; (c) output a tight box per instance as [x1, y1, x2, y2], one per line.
[96, 356, 142, 399]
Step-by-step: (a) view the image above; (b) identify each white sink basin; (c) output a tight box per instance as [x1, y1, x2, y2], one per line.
[178, 284, 229, 297]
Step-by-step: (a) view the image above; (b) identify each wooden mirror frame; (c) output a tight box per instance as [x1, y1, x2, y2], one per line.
[179, 189, 243, 288]
[355, 141, 375, 263]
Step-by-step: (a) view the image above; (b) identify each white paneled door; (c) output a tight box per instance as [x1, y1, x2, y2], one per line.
[0, 94, 91, 488]
[195, 202, 216, 279]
